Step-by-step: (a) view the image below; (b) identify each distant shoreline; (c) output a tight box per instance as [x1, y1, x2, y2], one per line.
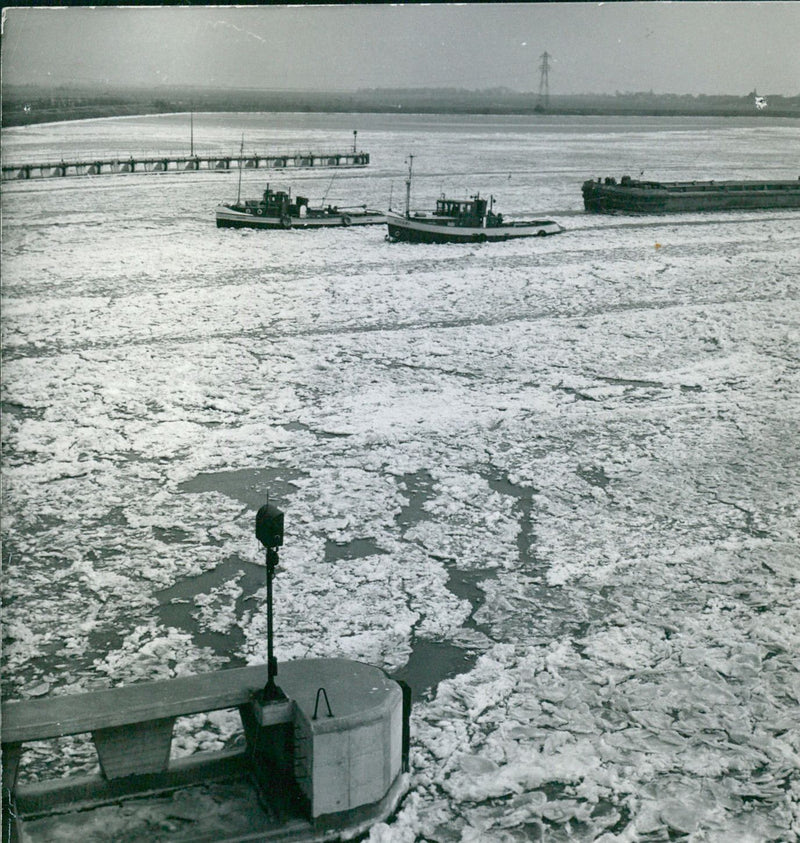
[4, 83, 800, 128]
[4, 104, 799, 129]
[4, 82, 799, 128]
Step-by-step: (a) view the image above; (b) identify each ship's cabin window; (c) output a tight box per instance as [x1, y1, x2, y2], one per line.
[264, 190, 290, 210]
[436, 199, 475, 217]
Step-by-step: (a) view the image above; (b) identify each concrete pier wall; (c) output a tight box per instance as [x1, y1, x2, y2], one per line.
[2, 658, 409, 842]
[281, 660, 404, 818]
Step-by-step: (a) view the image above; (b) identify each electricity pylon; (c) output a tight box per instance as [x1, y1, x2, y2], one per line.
[538, 51, 551, 109]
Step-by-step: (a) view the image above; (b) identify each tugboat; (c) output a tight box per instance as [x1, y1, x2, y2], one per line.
[582, 175, 800, 214]
[386, 156, 563, 243]
[216, 184, 386, 229]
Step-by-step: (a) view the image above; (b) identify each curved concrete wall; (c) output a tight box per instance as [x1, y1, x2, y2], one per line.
[277, 659, 404, 819]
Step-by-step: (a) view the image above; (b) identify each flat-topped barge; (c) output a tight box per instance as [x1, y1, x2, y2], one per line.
[582, 175, 800, 214]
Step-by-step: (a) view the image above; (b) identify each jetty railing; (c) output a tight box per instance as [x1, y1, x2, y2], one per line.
[1, 149, 370, 181]
[1, 664, 282, 790]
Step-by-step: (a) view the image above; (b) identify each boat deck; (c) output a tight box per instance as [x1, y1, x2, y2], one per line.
[582, 176, 800, 213]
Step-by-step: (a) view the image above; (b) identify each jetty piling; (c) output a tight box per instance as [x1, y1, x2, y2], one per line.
[2, 149, 370, 181]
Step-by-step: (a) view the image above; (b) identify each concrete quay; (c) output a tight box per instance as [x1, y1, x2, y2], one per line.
[1, 658, 411, 842]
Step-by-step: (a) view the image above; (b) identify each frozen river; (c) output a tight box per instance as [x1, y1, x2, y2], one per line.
[2, 112, 799, 841]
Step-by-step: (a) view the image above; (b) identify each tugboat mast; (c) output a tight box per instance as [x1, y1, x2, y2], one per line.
[405, 154, 414, 219]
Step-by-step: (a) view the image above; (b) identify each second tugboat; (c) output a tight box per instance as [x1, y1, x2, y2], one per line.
[386, 156, 563, 243]
[216, 184, 386, 229]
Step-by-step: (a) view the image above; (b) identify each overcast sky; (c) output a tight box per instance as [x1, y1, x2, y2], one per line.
[2, 3, 798, 96]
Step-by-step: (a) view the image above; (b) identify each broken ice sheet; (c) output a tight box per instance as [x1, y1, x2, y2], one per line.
[92, 621, 227, 683]
[171, 708, 243, 759]
[192, 573, 244, 634]
[3, 119, 800, 841]
[239, 553, 423, 672]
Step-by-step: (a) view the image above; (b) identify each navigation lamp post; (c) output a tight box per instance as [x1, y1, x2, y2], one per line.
[256, 500, 286, 702]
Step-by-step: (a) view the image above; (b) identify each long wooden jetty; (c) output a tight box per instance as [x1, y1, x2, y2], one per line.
[1, 149, 370, 181]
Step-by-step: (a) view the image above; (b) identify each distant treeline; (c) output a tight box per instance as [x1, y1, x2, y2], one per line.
[3, 84, 799, 126]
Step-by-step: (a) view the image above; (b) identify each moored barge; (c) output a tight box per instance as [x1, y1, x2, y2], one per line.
[582, 175, 800, 214]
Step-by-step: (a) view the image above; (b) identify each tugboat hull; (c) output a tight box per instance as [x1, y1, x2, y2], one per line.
[216, 205, 386, 229]
[386, 214, 563, 243]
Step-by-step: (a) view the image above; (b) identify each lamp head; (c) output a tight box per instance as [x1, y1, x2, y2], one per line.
[256, 502, 284, 548]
